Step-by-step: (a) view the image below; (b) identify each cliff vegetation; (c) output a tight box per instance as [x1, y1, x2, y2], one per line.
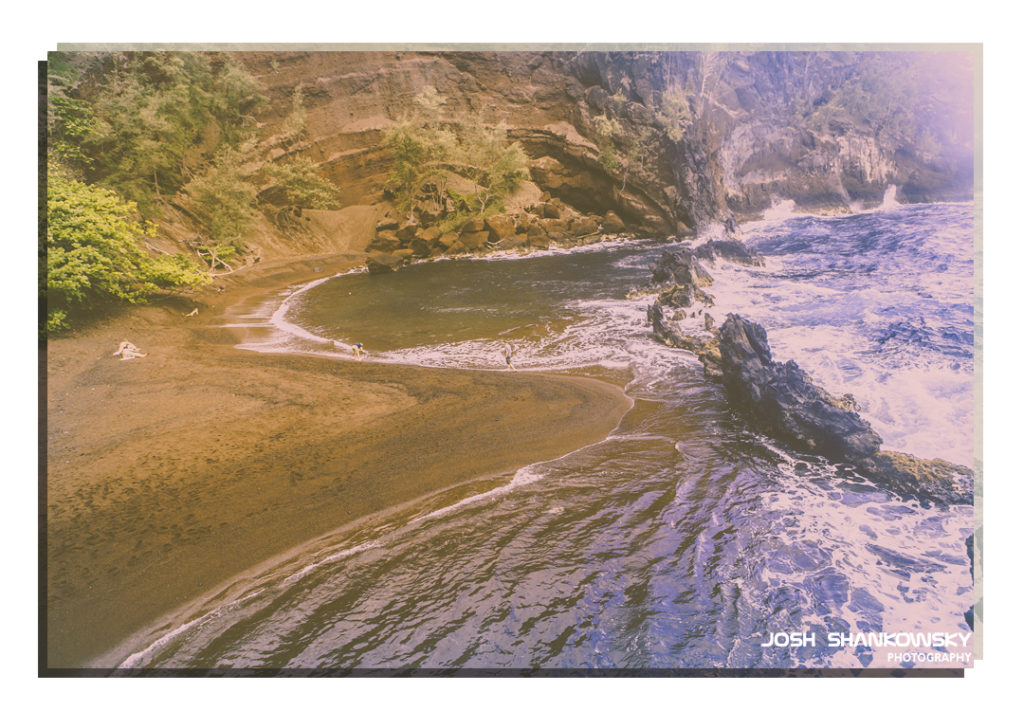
[44, 49, 974, 331]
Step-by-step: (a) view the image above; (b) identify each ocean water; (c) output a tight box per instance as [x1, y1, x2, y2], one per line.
[118, 203, 975, 671]
[704, 202, 975, 469]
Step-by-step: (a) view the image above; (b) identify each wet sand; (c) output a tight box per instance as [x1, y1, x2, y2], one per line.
[44, 254, 632, 669]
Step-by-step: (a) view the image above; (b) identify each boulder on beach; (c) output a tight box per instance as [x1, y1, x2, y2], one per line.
[484, 215, 517, 242]
[366, 250, 410, 273]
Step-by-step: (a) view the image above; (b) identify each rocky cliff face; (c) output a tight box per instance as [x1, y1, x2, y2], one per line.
[710, 52, 974, 218]
[218, 51, 690, 266]
[149, 50, 973, 265]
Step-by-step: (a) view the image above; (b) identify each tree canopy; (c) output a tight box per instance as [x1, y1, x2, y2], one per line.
[46, 166, 207, 332]
[49, 53, 267, 206]
[382, 88, 527, 222]
[264, 157, 340, 211]
[45, 51, 280, 329]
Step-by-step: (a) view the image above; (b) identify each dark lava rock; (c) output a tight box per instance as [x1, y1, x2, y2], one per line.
[713, 313, 972, 506]
[366, 250, 408, 274]
[648, 303, 722, 378]
[649, 302, 690, 349]
[652, 249, 713, 288]
[716, 313, 882, 463]
[858, 452, 973, 507]
[657, 284, 714, 309]
[694, 238, 766, 267]
[966, 532, 975, 578]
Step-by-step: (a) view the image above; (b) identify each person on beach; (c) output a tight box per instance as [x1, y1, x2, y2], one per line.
[113, 341, 146, 360]
[502, 341, 515, 370]
[353, 342, 365, 360]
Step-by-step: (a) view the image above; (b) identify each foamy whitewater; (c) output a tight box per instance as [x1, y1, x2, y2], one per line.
[704, 202, 975, 468]
[118, 202, 974, 671]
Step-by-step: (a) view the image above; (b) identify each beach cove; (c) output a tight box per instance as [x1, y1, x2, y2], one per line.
[44, 254, 632, 668]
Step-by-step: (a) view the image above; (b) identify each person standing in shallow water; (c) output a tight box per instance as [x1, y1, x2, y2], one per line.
[502, 341, 515, 370]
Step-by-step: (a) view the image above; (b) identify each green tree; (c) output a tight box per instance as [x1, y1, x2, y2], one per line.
[209, 56, 266, 146]
[452, 118, 528, 214]
[48, 51, 266, 211]
[48, 94, 105, 172]
[46, 167, 207, 331]
[264, 157, 340, 211]
[382, 89, 526, 221]
[382, 89, 457, 212]
[185, 146, 259, 266]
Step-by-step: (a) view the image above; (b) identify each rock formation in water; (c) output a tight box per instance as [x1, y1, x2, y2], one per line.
[647, 245, 973, 508]
[715, 313, 884, 462]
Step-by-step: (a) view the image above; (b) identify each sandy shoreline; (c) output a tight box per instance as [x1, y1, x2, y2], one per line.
[44, 253, 633, 669]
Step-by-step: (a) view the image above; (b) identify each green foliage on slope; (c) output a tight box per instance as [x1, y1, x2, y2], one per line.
[184, 145, 260, 266]
[46, 166, 208, 332]
[382, 87, 528, 222]
[264, 157, 340, 210]
[48, 52, 267, 210]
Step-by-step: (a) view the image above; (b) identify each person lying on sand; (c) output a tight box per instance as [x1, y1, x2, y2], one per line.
[185, 308, 199, 317]
[113, 341, 146, 360]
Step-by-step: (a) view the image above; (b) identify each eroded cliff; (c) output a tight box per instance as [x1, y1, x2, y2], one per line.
[52, 49, 974, 272]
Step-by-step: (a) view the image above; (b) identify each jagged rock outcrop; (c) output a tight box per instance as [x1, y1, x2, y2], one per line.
[694, 239, 766, 267]
[647, 241, 972, 507]
[648, 302, 722, 378]
[710, 314, 972, 506]
[225, 50, 702, 270]
[710, 52, 974, 219]
[858, 451, 973, 510]
[652, 249, 714, 289]
[716, 314, 883, 462]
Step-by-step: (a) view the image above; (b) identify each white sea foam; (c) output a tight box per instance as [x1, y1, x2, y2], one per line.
[117, 588, 267, 669]
[701, 207, 974, 467]
[758, 458, 973, 667]
[879, 184, 901, 211]
[282, 541, 383, 585]
[762, 197, 798, 222]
